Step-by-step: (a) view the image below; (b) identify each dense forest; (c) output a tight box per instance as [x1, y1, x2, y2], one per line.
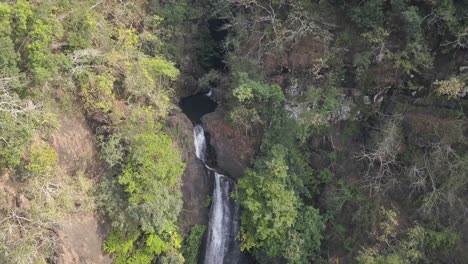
[0, 0, 467, 263]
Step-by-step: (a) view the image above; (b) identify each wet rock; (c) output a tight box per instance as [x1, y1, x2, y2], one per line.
[176, 75, 201, 98]
[202, 108, 257, 179]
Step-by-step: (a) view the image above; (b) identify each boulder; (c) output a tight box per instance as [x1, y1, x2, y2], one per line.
[202, 108, 257, 179]
[15, 193, 31, 210]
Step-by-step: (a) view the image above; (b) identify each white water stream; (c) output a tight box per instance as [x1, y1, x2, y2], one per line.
[194, 125, 207, 163]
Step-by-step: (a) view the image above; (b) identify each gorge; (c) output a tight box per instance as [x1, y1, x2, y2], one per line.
[0, 1, 466, 263]
[181, 92, 242, 264]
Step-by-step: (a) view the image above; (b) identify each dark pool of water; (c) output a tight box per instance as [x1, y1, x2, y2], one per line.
[180, 93, 217, 124]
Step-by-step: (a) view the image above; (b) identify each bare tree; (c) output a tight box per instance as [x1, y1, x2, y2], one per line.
[213, 0, 333, 62]
[356, 118, 403, 196]
[414, 143, 468, 224]
[70, 49, 103, 75]
[0, 78, 36, 120]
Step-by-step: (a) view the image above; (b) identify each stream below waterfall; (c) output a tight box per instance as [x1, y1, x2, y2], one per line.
[181, 92, 242, 264]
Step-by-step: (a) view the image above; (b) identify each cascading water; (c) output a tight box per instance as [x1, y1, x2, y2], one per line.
[194, 125, 207, 163]
[204, 172, 241, 264]
[193, 124, 241, 264]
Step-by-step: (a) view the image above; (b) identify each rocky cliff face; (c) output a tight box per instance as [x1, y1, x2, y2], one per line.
[167, 109, 212, 231]
[202, 108, 257, 179]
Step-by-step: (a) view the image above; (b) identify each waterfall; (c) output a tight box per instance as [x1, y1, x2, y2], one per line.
[194, 125, 207, 163]
[193, 125, 241, 264]
[204, 172, 240, 264]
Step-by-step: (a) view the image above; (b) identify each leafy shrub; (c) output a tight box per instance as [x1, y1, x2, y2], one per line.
[229, 72, 285, 133]
[319, 168, 335, 185]
[0, 113, 33, 169]
[296, 82, 340, 141]
[119, 131, 185, 203]
[78, 70, 116, 112]
[393, 6, 432, 73]
[434, 77, 467, 98]
[66, 9, 98, 50]
[183, 225, 207, 264]
[124, 53, 179, 115]
[11, 0, 32, 37]
[26, 142, 58, 175]
[0, 4, 19, 76]
[27, 16, 69, 82]
[98, 134, 124, 168]
[104, 227, 183, 264]
[282, 207, 324, 264]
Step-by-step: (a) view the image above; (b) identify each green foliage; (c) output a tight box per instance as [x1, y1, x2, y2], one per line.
[296, 82, 340, 141]
[324, 180, 359, 217]
[229, 106, 263, 134]
[372, 206, 399, 243]
[119, 131, 185, 205]
[97, 105, 186, 262]
[183, 225, 207, 264]
[0, 113, 33, 169]
[104, 228, 174, 264]
[351, 0, 385, 32]
[98, 134, 124, 167]
[233, 72, 285, 108]
[11, 0, 32, 37]
[104, 226, 184, 264]
[0, 1, 188, 263]
[237, 107, 325, 260]
[26, 142, 58, 175]
[356, 225, 460, 264]
[124, 53, 179, 115]
[151, 0, 191, 26]
[27, 14, 69, 82]
[0, 4, 18, 76]
[229, 72, 285, 133]
[353, 51, 372, 82]
[357, 248, 405, 264]
[0, 4, 12, 35]
[318, 168, 334, 185]
[282, 207, 324, 264]
[66, 8, 98, 50]
[198, 70, 222, 90]
[0, 36, 19, 76]
[238, 144, 299, 256]
[78, 70, 116, 112]
[395, 6, 432, 73]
